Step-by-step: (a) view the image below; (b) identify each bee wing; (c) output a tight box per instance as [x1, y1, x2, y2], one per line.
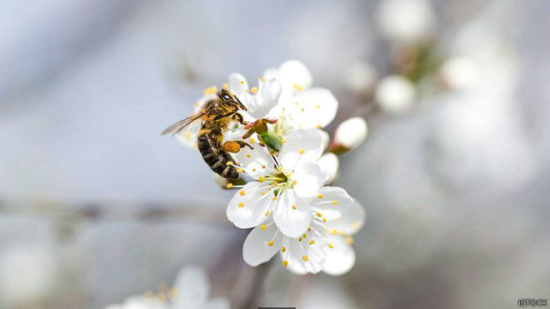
[161, 113, 205, 135]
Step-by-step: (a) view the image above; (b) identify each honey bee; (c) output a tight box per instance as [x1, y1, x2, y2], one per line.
[161, 88, 252, 179]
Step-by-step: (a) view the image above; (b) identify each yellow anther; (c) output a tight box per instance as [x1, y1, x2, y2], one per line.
[353, 222, 361, 230]
[293, 83, 303, 91]
[240, 80, 245, 85]
[268, 240, 274, 247]
[260, 224, 267, 230]
[332, 229, 338, 235]
[259, 176, 264, 183]
[246, 153, 251, 158]
[309, 240, 315, 245]
[237, 168, 244, 173]
[316, 104, 321, 109]
[295, 101, 299, 106]
[292, 204, 297, 210]
[282, 260, 288, 267]
[226, 183, 233, 189]
[303, 234, 307, 239]
[301, 107, 305, 113]
[346, 237, 355, 245]
[194, 101, 201, 107]
[323, 218, 327, 222]
[204, 86, 217, 95]
[281, 138, 287, 144]
[299, 148, 305, 155]
[250, 138, 256, 144]
[302, 255, 309, 261]
[262, 165, 267, 169]
[298, 237, 302, 242]
[259, 77, 267, 82]
[226, 161, 234, 166]
[240, 190, 245, 196]
[169, 288, 178, 300]
[260, 191, 266, 195]
[252, 168, 257, 172]
[329, 243, 334, 249]
[332, 200, 339, 205]
[250, 87, 258, 94]
[316, 212, 322, 218]
[281, 246, 286, 253]
[317, 194, 324, 199]
[265, 210, 271, 217]
[316, 125, 321, 129]
[292, 180, 298, 185]
[238, 202, 245, 208]
[222, 83, 229, 89]
[272, 195, 277, 201]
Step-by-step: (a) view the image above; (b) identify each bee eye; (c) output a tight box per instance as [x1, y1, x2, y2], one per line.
[222, 94, 231, 100]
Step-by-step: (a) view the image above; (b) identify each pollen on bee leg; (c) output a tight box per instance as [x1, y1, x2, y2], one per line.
[237, 168, 244, 173]
[226, 161, 234, 166]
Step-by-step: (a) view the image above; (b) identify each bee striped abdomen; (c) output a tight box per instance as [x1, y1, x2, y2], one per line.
[197, 133, 239, 180]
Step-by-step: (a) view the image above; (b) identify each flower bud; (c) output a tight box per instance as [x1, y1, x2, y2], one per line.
[332, 117, 368, 153]
[377, 0, 436, 45]
[375, 75, 416, 114]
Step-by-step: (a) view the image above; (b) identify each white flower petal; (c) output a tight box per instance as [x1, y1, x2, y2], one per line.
[282, 88, 338, 129]
[320, 130, 330, 150]
[228, 73, 249, 95]
[334, 117, 368, 150]
[232, 136, 277, 178]
[284, 228, 328, 274]
[273, 190, 311, 238]
[279, 129, 323, 168]
[311, 187, 366, 235]
[227, 182, 275, 229]
[243, 222, 281, 266]
[278, 60, 313, 92]
[322, 235, 356, 276]
[246, 78, 281, 119]
[292, 162, 325, 199]
[317, 153, 339, 184]
[172, 266, 209, 307]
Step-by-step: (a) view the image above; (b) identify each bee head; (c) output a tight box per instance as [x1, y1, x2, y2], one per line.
[219, 89, 247, 111]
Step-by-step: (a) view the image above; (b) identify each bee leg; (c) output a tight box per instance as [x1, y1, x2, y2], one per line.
[232, 113, 249, 126]
[214, 111, 236, 121]
[235, 141, 253, 150]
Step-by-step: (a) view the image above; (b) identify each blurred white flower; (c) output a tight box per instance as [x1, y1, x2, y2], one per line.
[0, 246, 59, 306]
[346, 62, 377, 94]
[376, 0, 436, 44]
[105, 266, 229, 309]
[333, 117, 368, 151]
[439, 56, 481, 91]
[227, 129, 325, 238]
[242, 187, 365, 275]
[375, 75, 416, 113]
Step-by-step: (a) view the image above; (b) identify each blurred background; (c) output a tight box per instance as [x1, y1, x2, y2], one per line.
[1, 0, 549, 308]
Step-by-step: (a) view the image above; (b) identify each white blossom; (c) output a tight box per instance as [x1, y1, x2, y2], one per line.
[105, 266, 229, 309]
[375, 75, 416, 113]
[376, 0, 436, 45]
[317, 153, 339, 185]
[242, 187, 365, 275]
[227, 129, 326, 238]
[439, 56, 481, 91]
